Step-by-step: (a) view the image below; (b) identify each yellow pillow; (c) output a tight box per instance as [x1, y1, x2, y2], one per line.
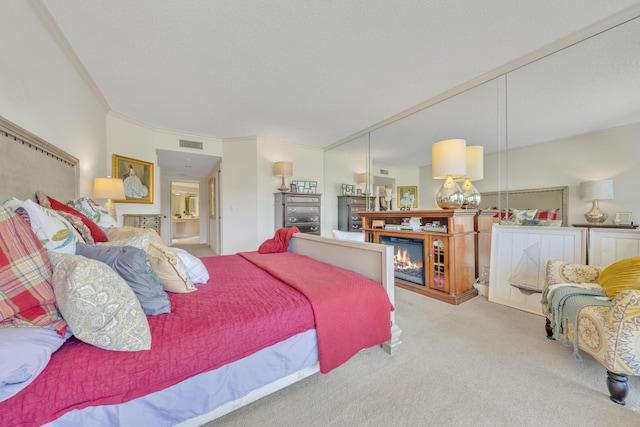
[597, 256, 640, 299]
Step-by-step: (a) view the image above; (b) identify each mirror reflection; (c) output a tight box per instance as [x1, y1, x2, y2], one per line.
[325, 15, 639, 228]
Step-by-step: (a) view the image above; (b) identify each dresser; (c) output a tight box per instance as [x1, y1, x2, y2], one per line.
[337, 195, 374, 231]
[122, 214, 161, 234]
[274, 192, 321, 235]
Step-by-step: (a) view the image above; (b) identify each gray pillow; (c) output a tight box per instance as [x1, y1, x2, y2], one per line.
[75, 243, 170, 315]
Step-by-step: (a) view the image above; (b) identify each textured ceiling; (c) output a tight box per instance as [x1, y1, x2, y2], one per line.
[42, 0, 640, 169]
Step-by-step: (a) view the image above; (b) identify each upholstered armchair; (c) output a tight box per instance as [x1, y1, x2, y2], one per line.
[542, 259, 640, 405]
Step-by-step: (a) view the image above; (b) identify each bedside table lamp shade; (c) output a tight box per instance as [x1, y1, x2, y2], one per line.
[358, 172, 372, 195]
[432, 139, 466, 209]
[93, 177, 125, 220]
[579, 179, 614, 223]
[274, 161, 293, 192]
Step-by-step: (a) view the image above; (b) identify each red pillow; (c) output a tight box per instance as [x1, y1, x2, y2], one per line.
[536, 208, 560, 221]
[36, 192, 109, 243]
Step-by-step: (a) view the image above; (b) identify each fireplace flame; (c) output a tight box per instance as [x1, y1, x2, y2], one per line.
[394, 248, 423, 270]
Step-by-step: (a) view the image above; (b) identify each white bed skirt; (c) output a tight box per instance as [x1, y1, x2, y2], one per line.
[45, 330, 319, 427]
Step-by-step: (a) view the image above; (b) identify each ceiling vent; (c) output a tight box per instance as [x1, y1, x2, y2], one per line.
[179, 139, 203, 150]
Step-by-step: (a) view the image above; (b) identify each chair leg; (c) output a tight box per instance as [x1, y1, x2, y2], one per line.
[607, 370, 628, 405]
[545, 318, 554, 339]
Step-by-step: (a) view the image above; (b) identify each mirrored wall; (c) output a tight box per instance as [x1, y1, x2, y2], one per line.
[323, 13, 640, 231]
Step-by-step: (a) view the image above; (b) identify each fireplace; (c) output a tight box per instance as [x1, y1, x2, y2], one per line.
[379, 235, 425, 286]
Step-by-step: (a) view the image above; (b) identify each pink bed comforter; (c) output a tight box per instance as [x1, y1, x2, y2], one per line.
[3, 251, 392, 426]
[240, 251, 393, 373]
[2, 255, 314, 427]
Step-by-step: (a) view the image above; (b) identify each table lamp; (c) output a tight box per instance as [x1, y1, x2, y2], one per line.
[432, 139, 466, 209]
[458, 145, 483, 209]
[579, 179, 614, 223]
[358, 172, 372, 195]
[93, 177, 125, 220]
[274, 161, 293, 192]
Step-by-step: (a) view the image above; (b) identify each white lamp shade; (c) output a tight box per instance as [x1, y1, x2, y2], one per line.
[358, 172, 372, 185]
[579, 180, 614, 201]
[93, 177, 125, 200]
[465, 145, 483, 181]
[432, 139, 466, 179]
[273, 161, 293, 177]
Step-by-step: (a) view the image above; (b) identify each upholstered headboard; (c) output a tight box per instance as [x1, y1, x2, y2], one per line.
[481, 186, 569, 225]
[0, 116, 79, 204]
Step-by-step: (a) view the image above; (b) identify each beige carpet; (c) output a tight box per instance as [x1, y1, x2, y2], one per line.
[208, 287, 640, 426]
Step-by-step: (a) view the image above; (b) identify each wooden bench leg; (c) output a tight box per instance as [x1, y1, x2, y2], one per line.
[607, 370, 628, 405]
[545, 318, 554, 339]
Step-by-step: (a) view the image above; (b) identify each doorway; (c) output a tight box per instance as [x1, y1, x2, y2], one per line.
[171, 181, 201, 245]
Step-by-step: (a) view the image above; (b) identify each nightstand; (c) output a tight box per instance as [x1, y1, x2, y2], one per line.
[122, 214, 161, 234]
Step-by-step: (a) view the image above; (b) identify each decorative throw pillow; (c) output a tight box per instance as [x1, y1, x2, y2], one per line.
[101, 233, 195, 293]
[545, 260, 603, 286]
[106, 225, 162, 242]
[68, 196, 118, 231]
[0, 205, 67, 336]
[147, 241, 196, 292]
[36, 191, 108, 243]
[48, 252, 151, 351]
[172, 247, 210, 284]
[6, 199, 83, 254]
[510, 209, 538, 225]
[75, 243, 170, 315]
[597, 256, 640, 299]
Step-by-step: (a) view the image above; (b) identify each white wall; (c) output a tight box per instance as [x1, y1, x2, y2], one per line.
[107, 113, 223, 244]
[419, 122, 640, 225]
[323, 151, 368, 233]
[256, 137, 324, 240]
[0, 2, 107, 197]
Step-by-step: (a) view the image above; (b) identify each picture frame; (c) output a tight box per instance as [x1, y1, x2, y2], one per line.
[209, 177, 215, 219]
[397, 186, 418, 208]
[112, 154, 154, 203]
[290, 183, 298, 193]
[614, 212, 632, 225]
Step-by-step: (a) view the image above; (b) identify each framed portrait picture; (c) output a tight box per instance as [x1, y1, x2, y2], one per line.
[112, 154, 154, 204]
[209, 177, 215, 219]
[614, 212, 632, 225]
[398, 186, 418, 209]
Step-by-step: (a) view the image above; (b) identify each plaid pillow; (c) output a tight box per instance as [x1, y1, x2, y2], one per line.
[0, 206, 66, 337]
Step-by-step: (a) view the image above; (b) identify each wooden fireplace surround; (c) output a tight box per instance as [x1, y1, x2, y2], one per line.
[359, 209, 495, 305]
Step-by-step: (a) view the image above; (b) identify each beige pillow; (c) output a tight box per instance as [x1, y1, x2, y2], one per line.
[147, 241, 196, 293]
[49, 252, 151, 351]
[107, 226, 162, 242]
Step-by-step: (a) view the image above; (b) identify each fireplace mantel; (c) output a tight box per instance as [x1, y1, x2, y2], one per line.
[358, 209, 494, 305]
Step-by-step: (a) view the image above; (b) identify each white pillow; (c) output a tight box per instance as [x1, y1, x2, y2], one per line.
[0, 327, 66, 403]
[49, 252, 151, 351]
[12, 199, 83, 254]
[332, 230, 366, 242]
[172, 247, 210, 284]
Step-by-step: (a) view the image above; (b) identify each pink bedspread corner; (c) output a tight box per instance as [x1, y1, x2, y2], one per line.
[239, 251, 392, 373]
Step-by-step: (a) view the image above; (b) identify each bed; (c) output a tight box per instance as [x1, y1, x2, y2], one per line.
[481, 186, 568, 226]
[0, 115, 401, 426]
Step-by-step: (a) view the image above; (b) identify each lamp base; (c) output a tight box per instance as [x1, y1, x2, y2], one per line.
[277, 176, 289, 192]
[104, 199, 117, 221]
[460, 178, 481, 209]
[584, 199, 608, 223]
[436, 176, 464, 209]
